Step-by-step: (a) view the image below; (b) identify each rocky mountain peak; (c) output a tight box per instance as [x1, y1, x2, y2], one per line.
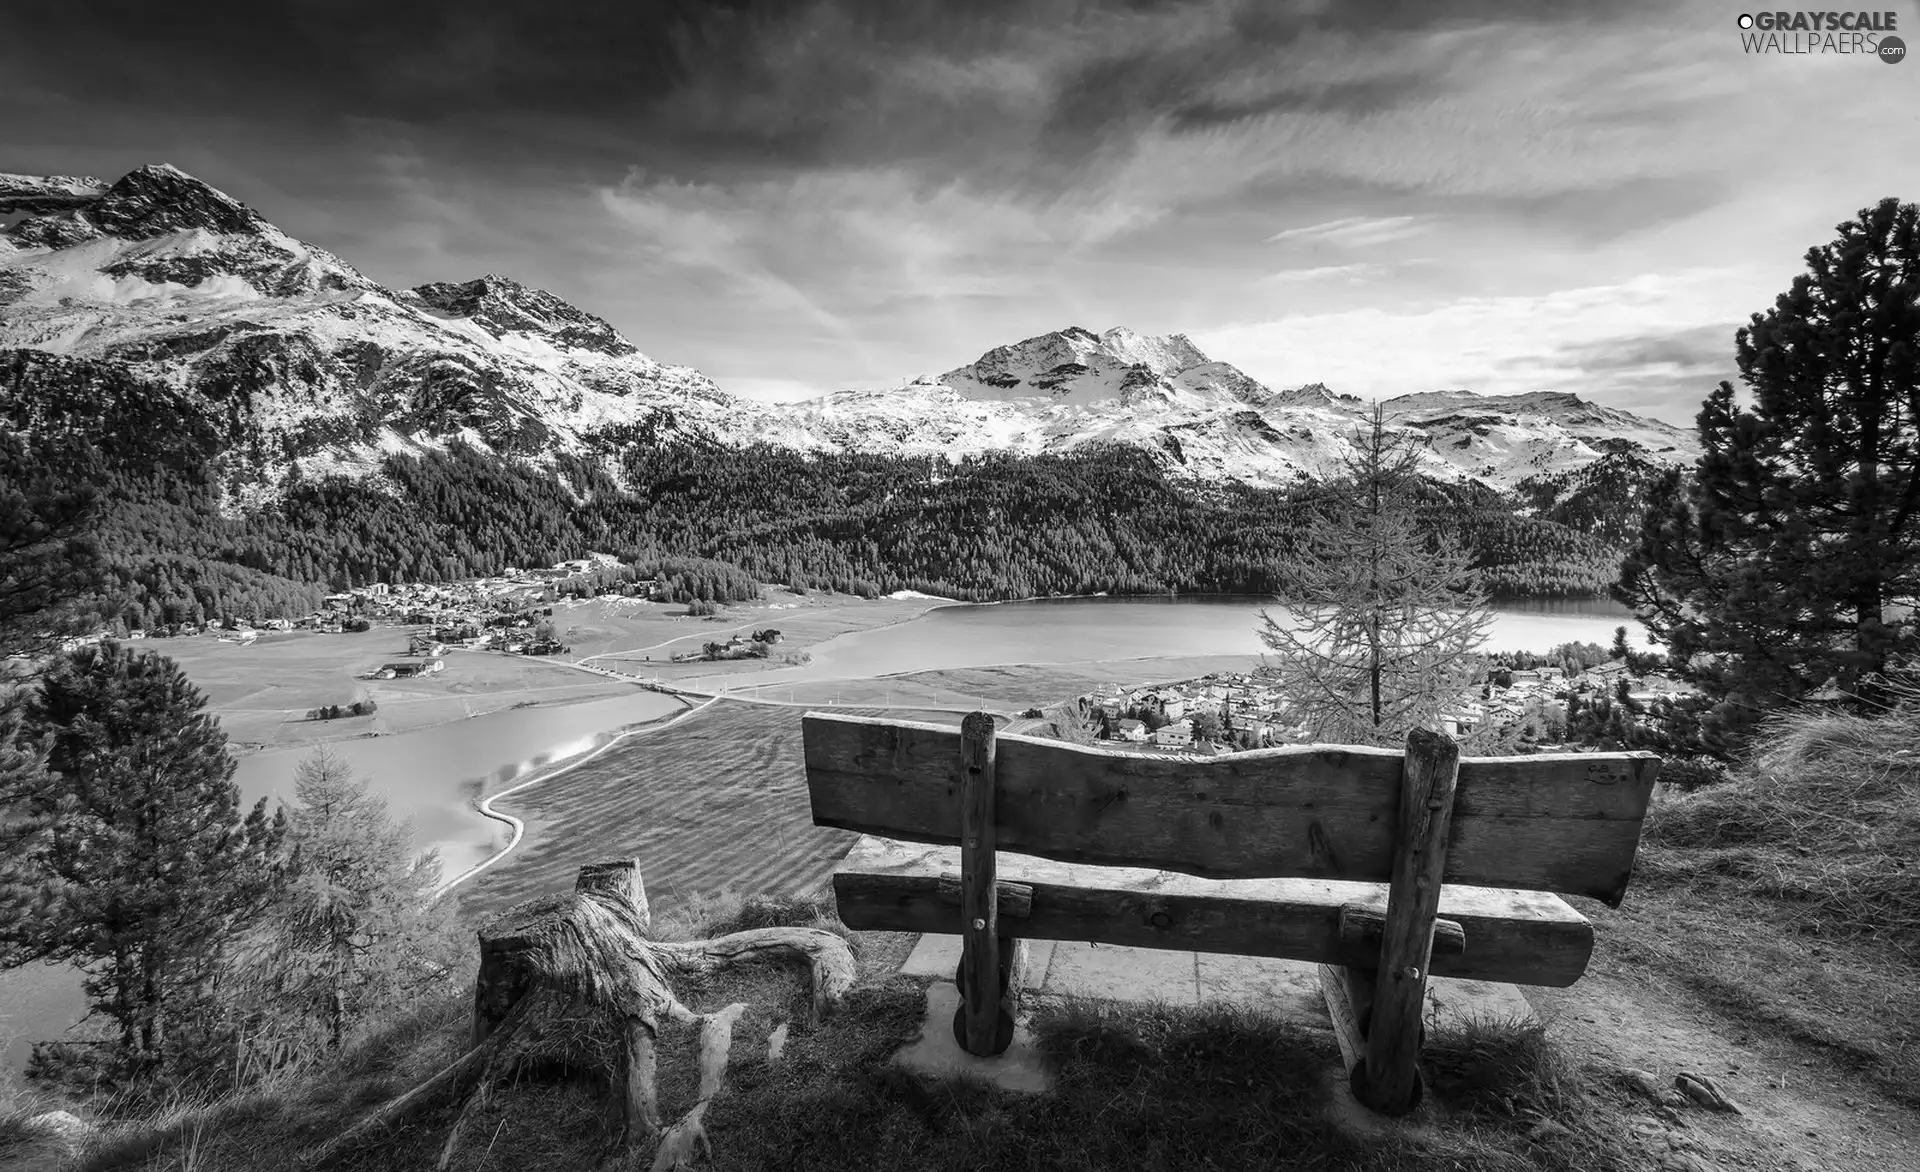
[940, 324, 1245, 407]
[1266, 382, 1355, 409]
[407, 274, 639, 357]
[1099, 327, 1210, 377]
[85, 164, 270, 240]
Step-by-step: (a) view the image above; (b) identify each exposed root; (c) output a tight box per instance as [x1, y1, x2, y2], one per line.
[307, 860, 855, 1171]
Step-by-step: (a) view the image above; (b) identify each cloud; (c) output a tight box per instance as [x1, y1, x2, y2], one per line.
[3, 0, 1913, 421]
[598, 166, 1155, 314]
[1261, 263, 1387, 284]
[1268, 215, 1427, 247]
[1191, 267, 1777, 426]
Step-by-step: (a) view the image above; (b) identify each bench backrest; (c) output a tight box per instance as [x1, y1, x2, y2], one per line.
[803, 712, 1662, 907]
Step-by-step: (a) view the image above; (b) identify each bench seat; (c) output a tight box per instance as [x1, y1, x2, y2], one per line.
[832, 834, 1595, 988]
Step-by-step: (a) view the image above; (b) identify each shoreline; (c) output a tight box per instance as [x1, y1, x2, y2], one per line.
[930, 588, 1630, 608]
[432, 692, 708, 898]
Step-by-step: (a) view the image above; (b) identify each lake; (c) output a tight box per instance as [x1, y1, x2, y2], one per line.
[690, 593, 1650, 692]
[0, 593, 1650, 1078]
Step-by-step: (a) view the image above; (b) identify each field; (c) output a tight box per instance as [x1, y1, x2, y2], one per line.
[155, 630, 638, 751]
[462, 702, 967, 920]
[550, 588, 948, 667]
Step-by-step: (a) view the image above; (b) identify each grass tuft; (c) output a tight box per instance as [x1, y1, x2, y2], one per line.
[1642, 687, 1920, 958]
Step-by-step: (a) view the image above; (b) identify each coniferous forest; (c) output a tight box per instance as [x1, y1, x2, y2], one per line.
[0, 346, 1631, 629]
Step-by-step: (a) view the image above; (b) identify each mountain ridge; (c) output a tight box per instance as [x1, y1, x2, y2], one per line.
[1, 163, 1699, 497]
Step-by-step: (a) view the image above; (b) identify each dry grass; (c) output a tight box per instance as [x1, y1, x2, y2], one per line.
[1614, 685, 1920, 1106]
[0, 1078, 65, 1169]
[1639, 690, 1920, 958]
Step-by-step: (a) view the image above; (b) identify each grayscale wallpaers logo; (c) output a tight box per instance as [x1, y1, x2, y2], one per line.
[1737, 10, 1905, 59]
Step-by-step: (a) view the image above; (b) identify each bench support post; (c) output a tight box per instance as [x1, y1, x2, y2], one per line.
[956, 711, 1013, 1055]
[1354, 727, 1461, 1115]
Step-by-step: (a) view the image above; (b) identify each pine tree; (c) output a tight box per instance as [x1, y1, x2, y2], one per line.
[0, 641, 283, 1078]
[219, 747, 465, 1075]
[1619, 198, 1920, 739]
[1256, 404, 1495, 746]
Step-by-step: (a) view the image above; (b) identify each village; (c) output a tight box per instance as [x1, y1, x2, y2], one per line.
[74, 553, 649, 658]
[1081, 654, 1702, 756]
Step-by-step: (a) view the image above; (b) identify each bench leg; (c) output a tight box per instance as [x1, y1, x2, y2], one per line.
[1350, 728, 1460, 1115]
[953, 936, 1025, 1055]
[956, 711, 1007, 1056]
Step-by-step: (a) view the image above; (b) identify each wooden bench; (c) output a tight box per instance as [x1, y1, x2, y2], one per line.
[802, 710, 1661, 1115]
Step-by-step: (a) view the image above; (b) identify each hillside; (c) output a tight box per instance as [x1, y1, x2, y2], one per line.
[6, 696, 1918, 1172]
[0, 163, 1697, 620]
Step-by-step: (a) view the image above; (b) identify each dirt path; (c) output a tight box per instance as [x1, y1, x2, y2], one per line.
[1523, 967, 1920, 1172]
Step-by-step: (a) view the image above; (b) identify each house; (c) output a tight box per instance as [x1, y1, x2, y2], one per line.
[1113, 718, 1148, 743]
[379, 660, 443, 679]
[1153, 719, 1194, 748]
[1160, 697, 1187, 721]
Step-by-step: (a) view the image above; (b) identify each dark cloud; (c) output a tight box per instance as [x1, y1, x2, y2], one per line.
[1520, 323, 1740, 385]
[1490, 324, 1739, 426]
[1166, 76, 1447, 128]
[1, 0, 1684, 183]
[1438, 174, 1737, 245]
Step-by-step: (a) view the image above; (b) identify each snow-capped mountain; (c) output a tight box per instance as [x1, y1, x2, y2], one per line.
[0, 164, 733, 497]
[1, 164, 1697, 498]
[750, 329, 1696, 489]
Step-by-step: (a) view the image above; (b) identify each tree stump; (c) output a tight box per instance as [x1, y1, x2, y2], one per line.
[304, 859, 857, 1171]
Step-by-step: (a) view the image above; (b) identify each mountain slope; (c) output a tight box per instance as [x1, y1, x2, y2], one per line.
[1, 163, 1698, 504]
[0, 165, 731, 499]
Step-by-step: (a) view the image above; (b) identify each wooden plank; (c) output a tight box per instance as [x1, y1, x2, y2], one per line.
[958, 712, 1003, 1057]
[1359, 728, 1460, 1116]
[1319, 964, 1366, 1073]
[833, 836, 1593, 986]
[1002, 936, 1030, 1023]
[803, 712, 1660, 905]
[936, 872, 1034, 918]
[1338, 905, 1464, 957]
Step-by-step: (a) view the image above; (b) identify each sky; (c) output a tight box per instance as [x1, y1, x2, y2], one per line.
[2, 0, 1915, 426]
